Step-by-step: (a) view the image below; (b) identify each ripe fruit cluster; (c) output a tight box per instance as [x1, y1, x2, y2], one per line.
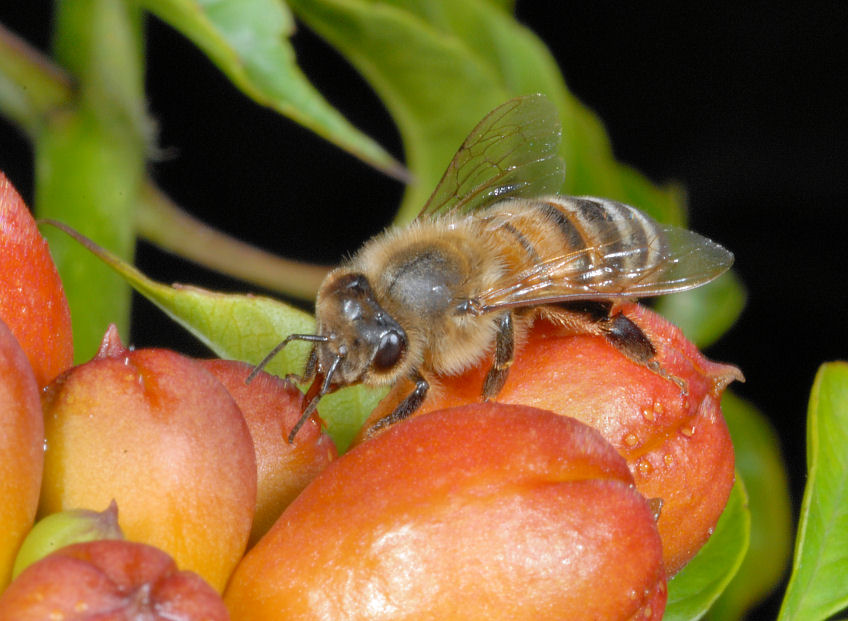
[0, 172, 740, 619]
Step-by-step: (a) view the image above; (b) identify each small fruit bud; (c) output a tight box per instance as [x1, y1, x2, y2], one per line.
[12, 500, 124, 579]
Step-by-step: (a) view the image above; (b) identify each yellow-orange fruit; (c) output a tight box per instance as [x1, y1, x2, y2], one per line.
[0, 318, 43, 590]
[39, 326, 257, 592]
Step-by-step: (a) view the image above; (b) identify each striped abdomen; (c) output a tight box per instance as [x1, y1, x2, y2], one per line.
[481, 196, 668, 294]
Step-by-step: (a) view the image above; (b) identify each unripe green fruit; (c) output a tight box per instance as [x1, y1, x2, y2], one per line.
[12, 500, 123, 579]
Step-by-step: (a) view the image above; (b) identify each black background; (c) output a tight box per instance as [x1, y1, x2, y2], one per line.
[2, 3, 846, 616]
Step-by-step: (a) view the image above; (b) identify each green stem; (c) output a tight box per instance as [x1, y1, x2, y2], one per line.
[34, 0, 150, 361]
[0, 21, 73, 136]
[136, 182, 329, 301]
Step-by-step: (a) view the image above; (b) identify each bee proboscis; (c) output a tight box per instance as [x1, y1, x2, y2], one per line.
[252, 94, 734, 441]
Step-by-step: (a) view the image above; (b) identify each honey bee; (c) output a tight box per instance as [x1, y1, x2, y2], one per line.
[253, 94, 734, 441]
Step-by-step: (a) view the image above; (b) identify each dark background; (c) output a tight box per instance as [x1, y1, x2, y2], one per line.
[2, 3, 846, 615]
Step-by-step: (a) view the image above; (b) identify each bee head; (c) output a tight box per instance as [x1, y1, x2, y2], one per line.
[315, 271, 408, 386]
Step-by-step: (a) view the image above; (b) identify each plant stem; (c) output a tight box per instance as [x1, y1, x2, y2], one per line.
[137, 182, 329, 301]
[0, 22, 73, 136]
[34, 0, 150, 361]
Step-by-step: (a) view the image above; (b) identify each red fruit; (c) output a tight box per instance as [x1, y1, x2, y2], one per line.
[39, 326, 257, 592]
[199, 359, 336, 545]
[225, 403, 666, 620]
[0, 172, 73, 387]
[0, 540, 229, 620]
[362, 303, 741, 574]
[0, 317, 44, 590]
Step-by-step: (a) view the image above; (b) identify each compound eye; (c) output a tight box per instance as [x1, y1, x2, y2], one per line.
[373, 330, 406, 371]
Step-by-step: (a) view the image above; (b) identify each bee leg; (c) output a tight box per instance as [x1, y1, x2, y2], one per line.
[482, 312, 514, 400]
[603, 312, 688, 395]
[366, 373, 430, 435]
[284, 345, 318, 387]
[602, 312, 656, 364]
[550, 302, 687, 393]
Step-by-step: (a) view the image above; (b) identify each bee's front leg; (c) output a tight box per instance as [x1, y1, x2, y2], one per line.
[284, 345, 318, 387]
[366, 373, 430, 435]
[482, 312, 514, 400]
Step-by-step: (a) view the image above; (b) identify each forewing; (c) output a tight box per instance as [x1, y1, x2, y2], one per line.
[473, 221, 735, 312]
[417, 94, 565, 219]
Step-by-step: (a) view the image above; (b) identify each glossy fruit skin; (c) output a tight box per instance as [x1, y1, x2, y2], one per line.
[363, 303, 741, 575]
[0, 540, 229, 621]
[0, 172, 73, 387]
[199, 359, 336, 546]
[0, 318, 44, 590]
[39, 326, 257, 592]
[225, 403, 667, 621]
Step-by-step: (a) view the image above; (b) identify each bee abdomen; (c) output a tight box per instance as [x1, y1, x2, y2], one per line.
[487, 196, 667, 284]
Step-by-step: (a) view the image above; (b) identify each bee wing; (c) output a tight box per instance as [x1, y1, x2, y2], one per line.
[472, 216, 734, 313]
[417, 94, 566, 220]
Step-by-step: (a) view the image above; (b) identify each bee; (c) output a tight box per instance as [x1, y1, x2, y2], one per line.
[253, 94, 734, 442]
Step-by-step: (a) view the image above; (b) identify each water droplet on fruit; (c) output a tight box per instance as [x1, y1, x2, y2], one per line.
[623, 433, 639, 447]
[680, 424, 696, 438]
[663, 453, 674, 467]
[637, 460, 653, 476]
[641, 408, 655, 422]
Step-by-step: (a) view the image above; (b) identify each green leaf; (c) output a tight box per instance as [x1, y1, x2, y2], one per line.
[779, 362, 848, 621]
[665, 477, 750, 621]
[139, 0, 406, 179]
[655, 270, 746, 348]
[42, 220, 384, 452]
[287, 0, 684, 226]
[705, 392, 792, 620]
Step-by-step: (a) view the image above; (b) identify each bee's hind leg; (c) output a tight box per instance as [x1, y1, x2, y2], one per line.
[602, 311, 655, 365]
[552, 302, 687, 394]
[602, 311, 688, 395]
[482, 312, 515, 400]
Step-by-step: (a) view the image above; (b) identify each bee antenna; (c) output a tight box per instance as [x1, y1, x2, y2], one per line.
[246, 334, 329, 384]
[287, 350, 344, 443]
